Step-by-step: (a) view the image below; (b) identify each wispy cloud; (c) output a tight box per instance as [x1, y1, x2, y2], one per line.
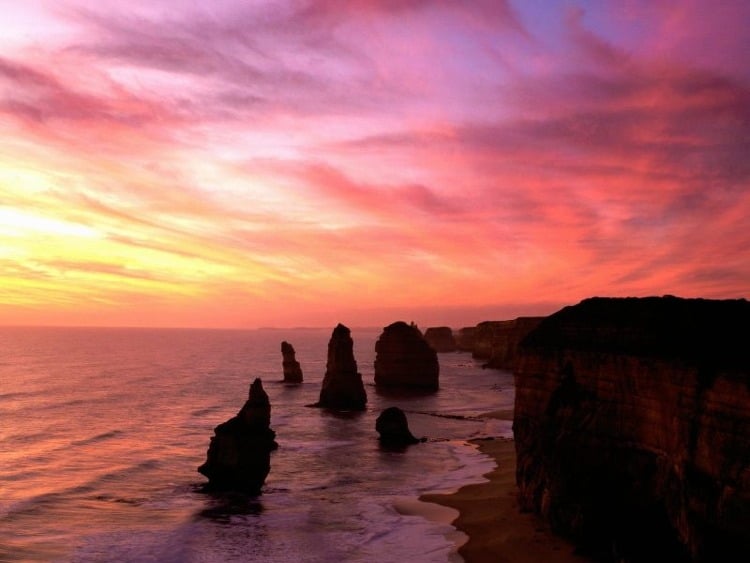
[0, 0, 747, 327]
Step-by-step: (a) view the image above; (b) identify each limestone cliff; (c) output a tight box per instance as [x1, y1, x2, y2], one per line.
[513, 296, 750, 562]
[482, 317, 544, 370]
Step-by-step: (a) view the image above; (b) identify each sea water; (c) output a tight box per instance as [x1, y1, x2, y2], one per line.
[0, 327, 514, 562]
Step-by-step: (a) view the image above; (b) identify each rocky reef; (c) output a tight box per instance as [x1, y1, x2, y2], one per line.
[375, 406, 424, 448]
[314, 323, 367, 410]
[281, 340, 303, 383]
[513, 296, 750, 562]
[374, 321, 439, 390]
[423, 326, 457, 352]
[198, 378, 278, 494]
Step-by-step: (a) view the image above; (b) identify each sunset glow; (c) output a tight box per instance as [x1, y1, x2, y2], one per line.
[1, 0, 748, 328]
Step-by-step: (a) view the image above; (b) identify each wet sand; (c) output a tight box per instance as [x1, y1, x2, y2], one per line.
[420, 435, 591, 563]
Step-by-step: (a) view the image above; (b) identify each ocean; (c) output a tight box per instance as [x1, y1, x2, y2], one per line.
[0, 326, 514, 562]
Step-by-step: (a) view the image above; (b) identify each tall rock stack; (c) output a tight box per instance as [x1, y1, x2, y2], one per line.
[514, 296, 750, 562]
[314, 323, 367, 411]
[374, 321, 439, 390]
[281, 341, 303, 383]
[198, 378, 278, 494]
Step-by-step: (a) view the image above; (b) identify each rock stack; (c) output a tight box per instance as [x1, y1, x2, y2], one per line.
[314, 323, 367, 410]
[198, 378, 278, 494]
[374, 321, 439, 390]
[423, 326, 456, 352]
[281, 341, 303, 383]
[375, 407, 424, 448]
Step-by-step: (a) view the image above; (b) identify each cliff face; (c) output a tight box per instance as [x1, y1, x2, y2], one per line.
[483, 317, 544, 370]
[513, 296, 750, 562]
[457, 317, 544, 370]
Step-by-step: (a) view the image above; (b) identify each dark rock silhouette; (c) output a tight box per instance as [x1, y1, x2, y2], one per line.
[198, 378, 278, 494]
[455, 326, 477, 352]
[374, 321, 439, 390]
[281, 341, 303, 383]
[314, 323, 367, 410]
[481, 317, 544, 370]
[375, 406, 424, 447]
[423, 326, 456, 352]
[514, 296, 750, 562]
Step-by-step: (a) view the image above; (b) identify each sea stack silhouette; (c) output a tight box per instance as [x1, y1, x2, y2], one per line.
[314, 323, 367, 411]
[374, 321, 439, 390]
[198, 378, 278, 494]
[281, 341, 303, 383]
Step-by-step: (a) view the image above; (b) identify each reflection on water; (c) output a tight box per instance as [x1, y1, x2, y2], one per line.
[0, 327, 513, 562]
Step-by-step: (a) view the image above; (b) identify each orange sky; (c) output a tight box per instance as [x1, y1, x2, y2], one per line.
[1, 1, 748, 328]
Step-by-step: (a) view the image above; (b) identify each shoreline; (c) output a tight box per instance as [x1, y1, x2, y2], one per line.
[419, 434, 591, 562]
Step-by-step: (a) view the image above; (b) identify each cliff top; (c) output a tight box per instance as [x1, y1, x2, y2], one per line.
[520, 296, 749, 370]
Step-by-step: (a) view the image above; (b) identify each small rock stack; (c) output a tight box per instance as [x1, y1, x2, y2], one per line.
[281, 341, 303, 383]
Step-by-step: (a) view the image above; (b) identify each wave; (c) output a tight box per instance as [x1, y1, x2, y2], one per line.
[71, 429, 124, 447]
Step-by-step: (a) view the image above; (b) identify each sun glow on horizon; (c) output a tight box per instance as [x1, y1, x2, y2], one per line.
[0, 0, 748, 329]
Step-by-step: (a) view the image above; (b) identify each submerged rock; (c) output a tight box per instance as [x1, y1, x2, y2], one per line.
[375, 407, 424, 447]
[281, 341, 303, 383]
[198, 378, 278, 494]
[423, 326, 457, 353]
[314, 324, 367, 411]
[374, 321, 439, 390]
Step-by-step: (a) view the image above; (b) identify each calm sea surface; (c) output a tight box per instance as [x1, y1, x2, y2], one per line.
[0, 327, 514, 562]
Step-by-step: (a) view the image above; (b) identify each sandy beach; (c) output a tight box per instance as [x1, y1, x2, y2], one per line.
[420, 436, 591, 563]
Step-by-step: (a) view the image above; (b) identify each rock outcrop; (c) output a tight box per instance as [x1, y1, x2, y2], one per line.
[314, 323, 367, 411]
[455, 326, 477, 352]
[198, 378, 278, 494]
[482, 317, 544, 370]
[423, 326, 457, 353]
[281, 340, 303, 383]
[513, 296, 750, 562]
[375, 407, 424, 447]
[374, 321, 439, 390]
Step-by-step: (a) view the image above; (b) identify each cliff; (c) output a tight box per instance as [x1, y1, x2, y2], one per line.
[513, 296, 750, 562]
[456, 317, 544, 370]
[482, 317, 544, 370]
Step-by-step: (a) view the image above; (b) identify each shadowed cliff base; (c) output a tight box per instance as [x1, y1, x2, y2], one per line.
[514, 295, 750, 562]
[421, 438, 591, 563]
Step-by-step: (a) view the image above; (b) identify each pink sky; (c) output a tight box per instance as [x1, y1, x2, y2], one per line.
[1, 0, 748, 328]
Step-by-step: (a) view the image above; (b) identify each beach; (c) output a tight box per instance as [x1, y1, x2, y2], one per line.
[421, 436, 591, 563]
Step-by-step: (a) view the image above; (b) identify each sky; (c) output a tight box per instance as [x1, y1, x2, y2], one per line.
[0, 0, 748, 329]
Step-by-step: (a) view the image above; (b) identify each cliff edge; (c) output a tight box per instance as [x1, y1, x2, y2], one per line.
[513, 296, 750, 562]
